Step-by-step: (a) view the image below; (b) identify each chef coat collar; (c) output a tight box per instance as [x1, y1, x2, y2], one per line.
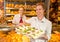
[37, 17, 46, 23]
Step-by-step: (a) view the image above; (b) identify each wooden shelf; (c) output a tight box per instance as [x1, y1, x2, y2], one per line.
[6, 14, 16, 15]
[25, 14, 37, 17]
[6, 8, 19, 9]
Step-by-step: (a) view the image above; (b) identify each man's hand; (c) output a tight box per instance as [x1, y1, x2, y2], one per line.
[38, 34, 48, 40]
[23, 21, 30, 26]
[17, 23, 24, 26]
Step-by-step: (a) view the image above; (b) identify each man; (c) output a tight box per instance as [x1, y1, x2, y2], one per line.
[26, 2, 52, 42]
[12, 7, 26, 26]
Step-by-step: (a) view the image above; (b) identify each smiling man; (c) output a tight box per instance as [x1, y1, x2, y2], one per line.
[26, 2, 52, 42]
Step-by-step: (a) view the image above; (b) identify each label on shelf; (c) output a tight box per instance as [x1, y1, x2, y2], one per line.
[5, 14, 16, 15]
[7, 20, 12, 21]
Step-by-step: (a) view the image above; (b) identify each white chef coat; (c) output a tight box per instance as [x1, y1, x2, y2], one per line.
[26, 17, 52, 42]
[12, 14, 26, 25]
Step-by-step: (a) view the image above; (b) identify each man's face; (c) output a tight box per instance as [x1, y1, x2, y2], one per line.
[19, 8, 24, 14]
[36, 5, 45, 19]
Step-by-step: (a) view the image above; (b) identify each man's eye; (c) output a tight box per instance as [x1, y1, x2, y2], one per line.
[39, 9, 41, 10]
[36, 9, 41, 10]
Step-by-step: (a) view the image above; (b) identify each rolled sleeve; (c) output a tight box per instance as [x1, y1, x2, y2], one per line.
[25, 17, 34, 24]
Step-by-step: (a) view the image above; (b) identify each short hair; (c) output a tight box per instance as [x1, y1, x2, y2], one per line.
[36, 2, 46, 10]
[19, 6, 25, 10]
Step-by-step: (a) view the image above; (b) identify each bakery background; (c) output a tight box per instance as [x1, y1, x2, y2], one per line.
[0, 0, 60, 42]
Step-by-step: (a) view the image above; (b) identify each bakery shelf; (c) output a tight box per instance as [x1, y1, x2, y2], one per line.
[5, 14, 16, 15]
[25, 14, 37, 17]
[7, 20, 12, 21]
[6, 8, 19, 9]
